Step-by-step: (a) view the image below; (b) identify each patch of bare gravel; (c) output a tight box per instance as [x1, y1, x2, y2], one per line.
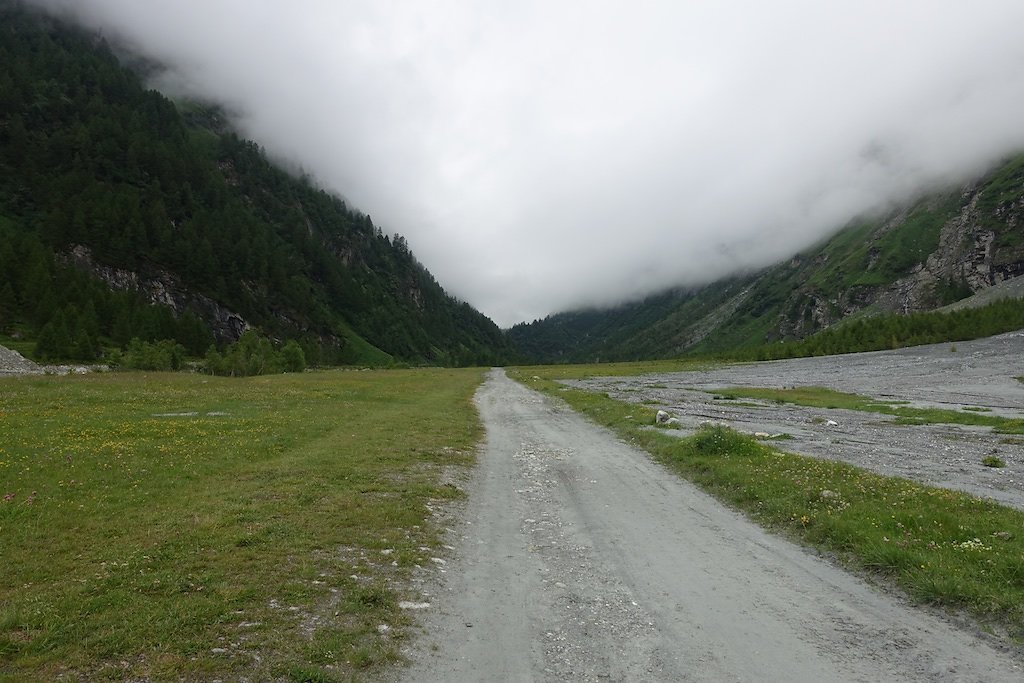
[0, 343, 42, 375]
[566, 331, 1024, 511]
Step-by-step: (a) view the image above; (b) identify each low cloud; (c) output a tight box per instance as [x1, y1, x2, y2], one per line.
[28, 1, 1024, 326]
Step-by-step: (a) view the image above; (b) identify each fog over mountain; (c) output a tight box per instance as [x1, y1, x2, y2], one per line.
[26, 0, 1024, 326]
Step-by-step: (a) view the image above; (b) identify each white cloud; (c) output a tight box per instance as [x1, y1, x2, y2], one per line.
[28, 0, 1024, 326]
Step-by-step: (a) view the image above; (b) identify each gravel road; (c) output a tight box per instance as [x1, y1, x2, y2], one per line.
[391, 368, 1024, 682]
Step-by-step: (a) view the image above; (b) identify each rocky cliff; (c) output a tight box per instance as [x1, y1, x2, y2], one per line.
[65, 245, 251, 343]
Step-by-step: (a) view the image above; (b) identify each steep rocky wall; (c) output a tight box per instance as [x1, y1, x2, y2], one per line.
[779, 181, 1024, 338]
[876, 187, 1018, 314]
[65, 246, 250, 343]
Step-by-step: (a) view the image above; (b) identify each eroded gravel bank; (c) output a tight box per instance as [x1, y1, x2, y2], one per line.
[565, 332, 1024, 511]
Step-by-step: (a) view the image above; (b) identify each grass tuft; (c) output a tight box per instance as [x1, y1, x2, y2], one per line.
[982, 455, 1007, 468]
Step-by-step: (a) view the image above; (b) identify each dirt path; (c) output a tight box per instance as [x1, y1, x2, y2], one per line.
[391, 369, 1023, 682]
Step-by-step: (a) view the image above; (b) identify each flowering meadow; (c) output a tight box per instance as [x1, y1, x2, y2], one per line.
[0, 368, 483, 681]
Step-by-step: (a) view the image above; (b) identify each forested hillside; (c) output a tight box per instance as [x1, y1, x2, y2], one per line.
[0, 1, 514, 366]
[510, 153, 1024, 363]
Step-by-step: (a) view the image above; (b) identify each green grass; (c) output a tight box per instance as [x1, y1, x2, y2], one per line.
[709, 386, 1024, 433]
[519, 358, 712, 380]
[0, 368, 484, 681]
[510, 367, 1024, 640]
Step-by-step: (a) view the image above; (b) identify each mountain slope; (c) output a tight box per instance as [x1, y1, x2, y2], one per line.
[509, 155, 1024, 363]
[0, 0, 513, 366]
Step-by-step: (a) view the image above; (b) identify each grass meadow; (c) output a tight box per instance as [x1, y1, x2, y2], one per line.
[0, 368, 484, 681]
[510, 366, 1024, 642]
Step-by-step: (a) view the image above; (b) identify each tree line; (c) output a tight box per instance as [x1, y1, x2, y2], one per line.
[721, 296, 1024, 361]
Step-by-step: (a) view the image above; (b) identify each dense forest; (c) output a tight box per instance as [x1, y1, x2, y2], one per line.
[0, 1, 515, 367]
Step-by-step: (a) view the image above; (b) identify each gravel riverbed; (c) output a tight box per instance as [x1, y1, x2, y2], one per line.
[564, 331, 1024, 511]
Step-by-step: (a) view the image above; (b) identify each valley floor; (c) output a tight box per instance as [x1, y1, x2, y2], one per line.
[570, 331, 1024, 511]
[386, 369, 1023, 681]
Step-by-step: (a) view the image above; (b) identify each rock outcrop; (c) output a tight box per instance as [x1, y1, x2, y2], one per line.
[65, 246, 250, 343]
[779, 181, 1024, 338]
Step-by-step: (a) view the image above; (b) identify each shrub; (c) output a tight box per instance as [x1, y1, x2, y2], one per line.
[203, 331, 304, 377]
[691, 425, 766, 458]
[117, 338, 186, 371]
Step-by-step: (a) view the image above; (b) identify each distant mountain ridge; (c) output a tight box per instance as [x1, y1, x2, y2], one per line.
[509, 154, 1024, 363]
[0, 0, 514, 366]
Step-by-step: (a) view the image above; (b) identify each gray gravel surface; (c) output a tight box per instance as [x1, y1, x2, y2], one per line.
[568, 332, 1024, 511]
[0, 343, 41, 375]
[389, 368, 1024, 682]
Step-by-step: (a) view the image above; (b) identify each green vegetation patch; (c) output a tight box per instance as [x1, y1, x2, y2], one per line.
[710, 386, 1024, 433]
[517, 358, 712, 381]
[730, 296, 1024, 362]
[0, 368, 484, 681]
[510, 368, 1024, 639]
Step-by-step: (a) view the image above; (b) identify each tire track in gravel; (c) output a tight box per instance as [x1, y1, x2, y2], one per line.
[390, 369, 1023, 682]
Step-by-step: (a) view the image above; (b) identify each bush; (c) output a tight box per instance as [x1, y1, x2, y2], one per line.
[117, 338, 186, 371]
[690, 425, 766, 458]
[203, 331, 304, 377]
[280, 340, 307, 373]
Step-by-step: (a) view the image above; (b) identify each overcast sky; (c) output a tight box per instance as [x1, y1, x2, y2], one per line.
[27, 1, 1024, 327]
